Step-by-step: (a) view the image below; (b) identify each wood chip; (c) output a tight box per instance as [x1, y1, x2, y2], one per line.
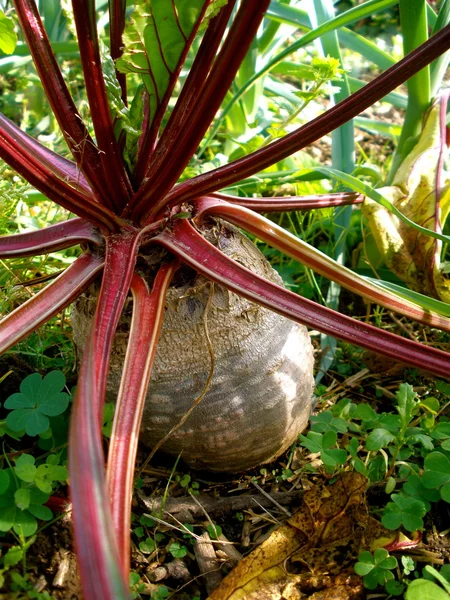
[52, 550, 71, 589]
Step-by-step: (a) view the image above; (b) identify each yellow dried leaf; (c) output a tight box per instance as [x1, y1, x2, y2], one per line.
[362, 94, 450, 301]
[208, 473, 398, 600]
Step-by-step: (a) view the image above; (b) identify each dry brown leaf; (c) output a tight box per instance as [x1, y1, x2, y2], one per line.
[207, 472, 397, 600]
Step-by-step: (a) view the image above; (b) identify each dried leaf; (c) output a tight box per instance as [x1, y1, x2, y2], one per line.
[362, 93, 450, 301]
[208, 473, 399, 600]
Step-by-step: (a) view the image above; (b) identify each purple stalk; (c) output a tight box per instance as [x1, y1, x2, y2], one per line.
[0, 219, 101, 257]
[69, 332, 130, 600]
[130, 0, 271, 221]
[106, 265, 176, 574]
[0, 119, 120, 232]
[0, 114, 91, 195]
[210, 191, 365, 212]
[161, 23, 450, 210]
[89, 232, 142, 417]
[69, 233, 142, 599]
[133, 0, 236, 186]
[155, 219, 450, 378]
[195, 197, 450, 332]
[72, 0, 133, 210]
[0, 253, 103, 354]
[13, 0, 110, 206]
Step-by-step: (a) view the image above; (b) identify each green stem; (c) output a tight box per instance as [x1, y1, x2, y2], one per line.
[387, 0, 431, 182]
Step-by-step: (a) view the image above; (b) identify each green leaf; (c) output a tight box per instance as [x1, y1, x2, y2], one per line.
[440, 481, 450, 503]
[0, 12, 17, 54]
[116, 0, 208, 129]
[382, 494, 427, 531]
[0, 504, 37, 537]
[386, 579, 405, 596]
[403, 473, 440, 508]
[3, 546, 23, 567]
[423, 452, 450, 488]
[101, 42, 142, 171]
[354, 404, 377, 421]
[11, 509, 37, 537]
[396, 383, 418, 426]
[20, 373, 42, 399]
[28, 504, 53, 521]
[207, 524, 222, 540]
[405, 430, 434, 450]
[139, 537, 156, 554]
[365, 428, 395, 451]
[4, 392, 35, 410]
[354, 561, 374, 576]
[4, 372, 69, 436]
[0, 470, 9, 494]
[299, 431, 322, 454]
[168, 542, 188, 558]
[14, 454, 36, 483]
[406, 579, 450, 600]
[14, 488, 30, 511]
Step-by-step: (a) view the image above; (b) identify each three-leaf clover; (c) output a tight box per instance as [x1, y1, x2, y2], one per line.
[381, 494, 427, 531]
[299, 430, 347, 468]
[354, 549, 398, 590]
[5, 371, 70, 436]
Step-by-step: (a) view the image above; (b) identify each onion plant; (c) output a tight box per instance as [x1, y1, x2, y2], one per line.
[1, 1, 450, 598]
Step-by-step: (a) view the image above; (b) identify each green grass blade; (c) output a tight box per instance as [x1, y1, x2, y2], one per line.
[312, 167, 450, 245]
[365, 278, 450, 318]
[354, 116, 402, 139]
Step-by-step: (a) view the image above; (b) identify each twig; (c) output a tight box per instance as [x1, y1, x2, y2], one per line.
[138, 490, 300, 520]
[194, 532, 223, 595]
[251, 481, 292, 517]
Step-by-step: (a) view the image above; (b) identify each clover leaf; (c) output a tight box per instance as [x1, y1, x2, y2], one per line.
[139, 537, 156, 554]
[381, 494, 427, 531]
[0, 473, 51, 537]
[168, 542, 188, 558]
[4, 371, 70, 436]
[354, 549, 398, 590]
[422, 451, 450, 502]
[403, 474, 440, 510]
[299, 430, 347, 468]
[14, 454, 68, 493]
